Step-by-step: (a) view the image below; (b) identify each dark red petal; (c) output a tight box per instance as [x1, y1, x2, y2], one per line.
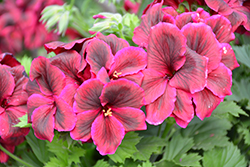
[162, 7, 179, 18]
[96, 33, 130, 55]
[182, 23, 221, 73]
[207, 63, 232, 98]
[100, 79, 145, 109]
[147, 22, 186, 75]
[0, 53, 20, 67]
[171, 114, 190, 128]
[91, 114, 125, 155]
[70, 109, 100, 141]
[170, 47, 208, 94]
[193, 88, 223, 120]
[0, 144, 14, 163]
[0, 65, 15, 100]
[141, 69, 167, 104]
[146, 82, 176, 125]
[162, 14, 175, 24]
[205, 15, 235, 43]
[172, 89, 194, 124]
[204, 0, 233, 15]
[97, 67, 110, 84]
[109, 47, 147, 77]
[31, 105, 55, 142]
[133, 3, 164, 48]
[24, 79, 42, 97]
[225, 10, 247, 32]
[74, 79, 103, 113]
[86, 39, 114, 75]
[54, 96, 76, 131]
[221, 43, 239, 70]
[112, 107, 146, 131]
[121, 72, 144, 86]
[238, 6, 250, 31]
[60, 84, 78, 107]
[50, 50, 83, 86]
[176, 12, 196, 29]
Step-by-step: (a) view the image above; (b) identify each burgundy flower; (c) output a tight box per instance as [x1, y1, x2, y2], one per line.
[0, 136, 25, 163]
[26, 56, 76, 142]
[124, 0, 140, 14]
[204, 0, 250, 31]
[70, 79, 146, 155]
[0, 63, 29, 139]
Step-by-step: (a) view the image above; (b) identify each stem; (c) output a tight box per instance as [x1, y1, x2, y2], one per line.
[119, 29, 125, 40]
[0, 145, 33, 167]
[69, 0, 75, 9]
[157, 124, 162, 137]
[161, 122, 173, 139]
[71, 23, 90, 37]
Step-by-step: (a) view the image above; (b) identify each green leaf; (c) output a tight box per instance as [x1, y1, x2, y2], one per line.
[25, 129, 50, 163]
[232, 45, 250, 68]
[237, 121, 250, 145]
[179, 117, 232, 150]
[68, 146, 85, 165]
[16, 55, 32, 76]
[133, 136, 166, 161]
[138, 161, 155, 167]
[155, 160, 181, 167]
[212, 101, 248, 118]
[94, 159, 110, 167]
[203, 143, 247, 167]
[227, 78, 250, 102]
[13, 114, 32, 128]
[108, 132, 142, 163]
[44, 157, 62, 167]
[175, 153, 202, 167]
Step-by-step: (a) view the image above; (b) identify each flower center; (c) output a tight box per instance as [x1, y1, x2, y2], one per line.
[1, 99, 7, 108]
[223, 46, 227, 54]
[102, 108, 112, 117]
[113, 71, 122, 78]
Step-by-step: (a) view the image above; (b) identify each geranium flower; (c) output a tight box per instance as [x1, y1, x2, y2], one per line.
[70, 79, 146, 155]
[0, 136, 25, 163]
[204, 0, 250, 31]
[0, 63, 29, 139]
[26, 56, 76, 142]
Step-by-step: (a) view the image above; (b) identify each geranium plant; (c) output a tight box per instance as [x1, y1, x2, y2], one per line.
[0, 0, 250, 166]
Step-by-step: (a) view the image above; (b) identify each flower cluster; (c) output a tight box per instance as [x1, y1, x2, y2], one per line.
[0, 0, 63, 54]
[25, 33, 147, 155]
[0, 53, 29, 162]
[133, 0, 239, 127]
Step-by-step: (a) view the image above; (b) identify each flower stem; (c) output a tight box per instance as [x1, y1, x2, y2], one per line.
[69, 0, 75, 10]
[161, 121, 173, 139]
[157, 124, 162, 137]
[0, 144, 33, 167]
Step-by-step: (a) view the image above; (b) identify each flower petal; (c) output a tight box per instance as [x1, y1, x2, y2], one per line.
[31, 105, 55, 142]
[74, 79, 103, 113]
[146, 82, 176, 125]
[59, 84, 78, 107]
[54, 96, 76, 131]
[141, 69, 167, 104]
[193, 88, 223, 120]
[70, 109, 100, 141]
[170, 47, 208, 94]
[0, 53, 21, 67]
[225, 10, 247, 32]
[96, 32, 130, 55]
[112, 107, 146, 131]
[86, 39, 114, 75]
[182, 23, 221, 73]
[109, 47, 147, 78]
[91, 114, 125, 155]
[204, 0, 233, 15]
[133, 3, 164, 48]
[147, 22, 186, 75]
[24, 80, 42, 97]
[0, 65, 15, 101]
[171, 114, 190, 128]
[172, 89, 194, 123]
[221, 43, 239, 70]
[206, 63, 232, 98]
[97, 67, 110, 84]
[100, 79, 145, 109]
[121, 72, 144, 86]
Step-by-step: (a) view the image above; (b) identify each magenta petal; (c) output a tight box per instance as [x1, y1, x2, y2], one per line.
[109, 47, 147, 78]
[0, 144, 14, 163]
[170, 47, 208, 94]
[97, 67, 110, 84]
[31, 105, 55, 142]
[206, 63, 232, 98]
[162, 7, 179, 18]
[133, 3, 164, 48]
[0, 53, 21, 67]
[221, 43, 239, 70]
[225, 10, 248, 32]
[112, 107, 146, 131]
[176, 12, 196, 29]
[54, 96, 76, 131]
[204, 0, 233, 15]
[0, 65, 15, 100]
[205, 15, 235, 43]
[91, 114, 125, 155]
[182, 23, 221, 73]
[86, 39, 114, 75]
[100, 79, 145, 109]
[141, 69, 167, 104]
[121, 72, 144, 86]
[24, 80, 42, 97]
[193, 88, 223, 120]
[237, 6, 250, 31]
[70, 109, 100, 141]
[74, 79, 103, 113]
[172, 89, 194, 123]
[60, 84, 78, 107]
[171, 114, 190, 128]
[147, 22, 186, 75]
[146, 82, 176, 125]
[96, 32, 130, 55]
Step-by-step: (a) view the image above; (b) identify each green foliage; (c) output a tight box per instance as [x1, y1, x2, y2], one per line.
[94, 159, 110, 167]
[237, 121, 250, 145]
[233, 45, 250, 69]
[203, 143, 247, 167]
[17, 55, 32, 76]
[108, 132, 142, 163]
[13, 114, 32, 128]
